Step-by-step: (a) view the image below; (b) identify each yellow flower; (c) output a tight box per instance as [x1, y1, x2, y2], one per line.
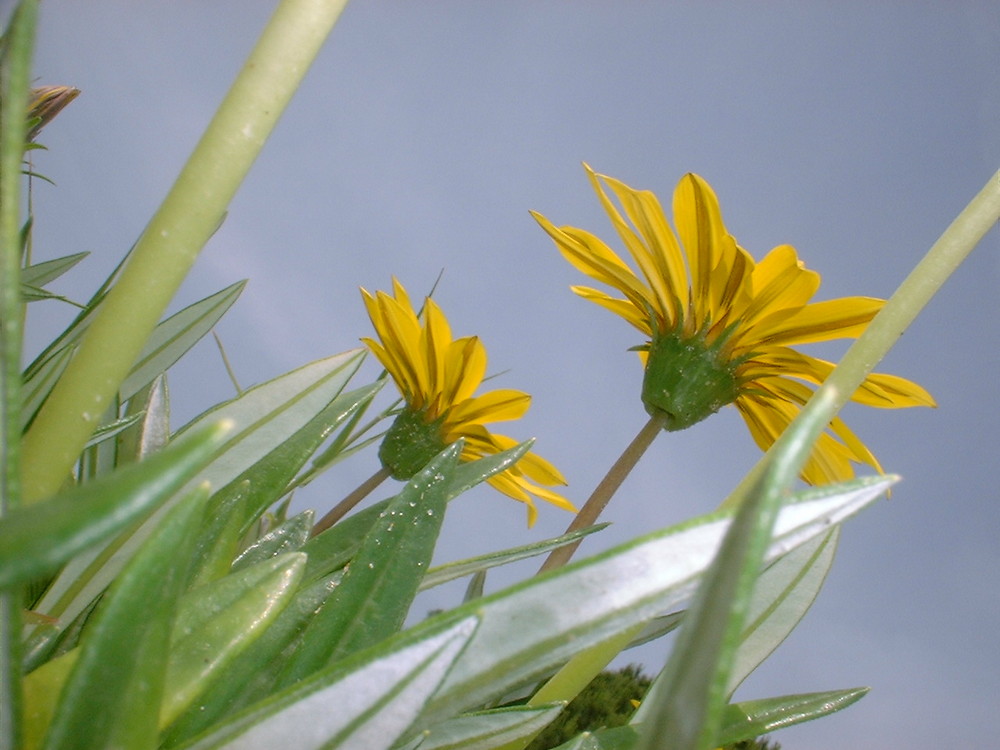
[532, 165, 935, 486]
[361, 279, 575, 526]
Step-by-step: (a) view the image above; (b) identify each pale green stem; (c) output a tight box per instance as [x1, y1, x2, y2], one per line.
[20, 0, 351, 504]
[538, 413, 666, 574]
[1, 2, 39, 744]
[722, 168, 1000, 510]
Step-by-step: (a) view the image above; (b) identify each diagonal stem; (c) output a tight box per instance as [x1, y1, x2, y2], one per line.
[312, 466, 391, 537]
[538, 413, 666, 573]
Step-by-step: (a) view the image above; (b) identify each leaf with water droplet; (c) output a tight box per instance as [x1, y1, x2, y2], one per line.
[276, 441, 460, 687]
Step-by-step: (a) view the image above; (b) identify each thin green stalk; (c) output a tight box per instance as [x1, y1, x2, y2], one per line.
[538, 413, 666, 574]
[722, 168, 1000, 510]
[20, 0, 351, 504]
[311, 466, 391, 536]
[1, 3, 40, 745]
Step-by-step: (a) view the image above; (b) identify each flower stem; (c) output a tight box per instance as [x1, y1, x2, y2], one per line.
[312, 466, 391, 537]
[538, 413, 666, 573]
[19, 0, 352, 504]
[722, 168, 1000, 509]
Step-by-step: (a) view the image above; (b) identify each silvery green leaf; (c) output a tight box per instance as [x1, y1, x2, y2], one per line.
[418, 474, 895, 727]
[419, 524, 608, 591]
[176, 616, 479, 750]
[726, 526, 838, 696]
[400, 703, 565, 750]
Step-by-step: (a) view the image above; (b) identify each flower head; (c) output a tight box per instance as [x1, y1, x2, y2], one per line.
[532, 165, 935, 485]
[361, 279, 575, 526]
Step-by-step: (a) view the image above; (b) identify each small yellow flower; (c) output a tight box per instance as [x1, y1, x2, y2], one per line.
[532, 165, 935, 485]
[361, 279, 575, 526]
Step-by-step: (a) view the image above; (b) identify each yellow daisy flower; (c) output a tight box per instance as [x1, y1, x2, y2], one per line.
[361, 279, 575, 526]
[532, 165, 935, 486]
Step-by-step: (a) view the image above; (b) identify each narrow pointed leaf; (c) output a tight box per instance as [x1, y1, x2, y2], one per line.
[0, 421, 230, 589]
[116, 374, 170, 464]
[119, 281, 245, 400]
[41, 485, 209, 750]
[726, 527, 838, 696]
[715, 687, 869, 746]
[29, 351, 363, 638]
[230, 511, 313, 572]
[161, 553, 306, 727]
[632, 392, 879, 750]
[299, 496, 393, 582]
[161, 571, 344, 748]
[21, 252, 88, 288]
[419, 524, 608, 591]
[278, 443, 457, 686]
[443, 440, 532, 501]
[176, 616, 479, 750]
[419, 474, 894, 728]
[404, 704, 565, 750]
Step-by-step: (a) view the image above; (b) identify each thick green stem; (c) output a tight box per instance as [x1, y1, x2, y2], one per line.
[1, 3, 40, 744]
[20, 0, 351, 504]
[722, 168, 1000, 509]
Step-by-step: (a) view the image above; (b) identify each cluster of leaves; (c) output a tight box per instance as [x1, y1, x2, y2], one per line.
[0, 4, 903, 750]
[5, 262, 883, 749]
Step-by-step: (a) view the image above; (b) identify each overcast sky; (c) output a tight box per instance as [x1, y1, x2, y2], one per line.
[20, 2, 1000, 748]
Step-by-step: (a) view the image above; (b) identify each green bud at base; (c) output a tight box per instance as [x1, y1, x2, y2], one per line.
[379, 408, 448, 480]
[641, 332, 739, 432]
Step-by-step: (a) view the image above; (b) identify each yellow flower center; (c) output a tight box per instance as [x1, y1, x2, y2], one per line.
[378, 408, 448, 480]
[641, 331, 740, 431]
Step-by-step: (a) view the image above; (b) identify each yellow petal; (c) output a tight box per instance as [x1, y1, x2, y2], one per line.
[421, 297, 452, 402]
[571, 286, 655, 335]
[673, 173, 728, 317]
[587, 166, 687, 322]
[740, 245, 820, 329]
[751, 297, 883, 346]
[441, 336, 487, 408]
[448, 389, 531, 428]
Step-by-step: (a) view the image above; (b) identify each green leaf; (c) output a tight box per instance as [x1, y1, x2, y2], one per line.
[81, 411, 145, 449]
[161, 552, 306, 728]
[230, 510, 314, 572]
[419, 474, 894, 729]
[299, 496, 392, 582]
[161, 571, 344, 748]
[116, 373, 171, 464]
[622, 612, 684, 651]
[715, 687, 869, 746]
[29, 351, 364, 639]
[401, 704, 566, 750]
[210, 380, 380, 538]
[40, 485, 209, 750]
[119, 280, 245, 400]
[419, 524, 609, 591]
[631, 389, 883, 750]
[21, 252, 88, 288]
[278, 442, 458, 686]
[0, 421, 231, 589]
[442, 439, 532, 500]
[553, 726, 639, 750]
[726, 526, 839, 696]
[175, 616, 479, 750]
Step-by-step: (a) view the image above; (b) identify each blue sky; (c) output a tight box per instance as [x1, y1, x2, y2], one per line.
[22, 2, 1000, 747]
